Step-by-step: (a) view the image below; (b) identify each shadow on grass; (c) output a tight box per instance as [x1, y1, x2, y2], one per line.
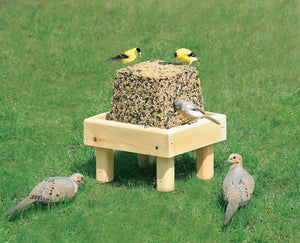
[217, 193, 227, 212]
[72, 151, 196, 189]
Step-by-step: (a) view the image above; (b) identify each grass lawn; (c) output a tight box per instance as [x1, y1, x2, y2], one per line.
[1, 0, 299, 242]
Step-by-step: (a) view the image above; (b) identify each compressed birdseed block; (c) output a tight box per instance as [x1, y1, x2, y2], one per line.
[106, 60, 205, 129]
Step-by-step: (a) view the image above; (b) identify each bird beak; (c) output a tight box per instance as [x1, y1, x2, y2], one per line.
[175, 57, 178, 60]
[225, 160, 231, 164]
[138, 53, 141, 57]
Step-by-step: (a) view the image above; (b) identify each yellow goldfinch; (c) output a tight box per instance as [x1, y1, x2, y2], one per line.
[174, 48, 200, 66]
[105, 48, 141, 66]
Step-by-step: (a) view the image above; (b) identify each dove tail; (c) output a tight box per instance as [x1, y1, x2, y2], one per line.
[224, 200, 239, 225]
[4, 197, 35, 217]
[203, 114, 220, 125]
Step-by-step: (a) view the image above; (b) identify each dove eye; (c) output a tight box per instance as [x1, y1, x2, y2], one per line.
[233, 156, 236, 159]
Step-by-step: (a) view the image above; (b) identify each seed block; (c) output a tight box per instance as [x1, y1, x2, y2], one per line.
[106, 60, 205, 129]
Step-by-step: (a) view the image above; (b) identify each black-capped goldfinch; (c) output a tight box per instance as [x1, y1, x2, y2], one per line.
[174, 48, 200, 66]
[105, 48, 141, 66]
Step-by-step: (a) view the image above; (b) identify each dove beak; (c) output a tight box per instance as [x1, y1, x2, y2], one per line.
[225, 160, 231, 164]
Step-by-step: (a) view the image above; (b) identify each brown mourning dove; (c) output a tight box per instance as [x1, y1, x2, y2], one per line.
[173, 100, 220, 125]
[5, 173, 84, 216]
[223, 154, 254, 225]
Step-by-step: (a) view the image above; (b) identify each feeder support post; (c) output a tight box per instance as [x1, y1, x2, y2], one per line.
[96, 147, 114, 182]
[196, 144, 214, 179]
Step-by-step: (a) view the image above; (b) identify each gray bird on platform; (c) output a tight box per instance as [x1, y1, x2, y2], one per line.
[223, 154, 255, 225]
[173, 99, 220, 125]
[4, 173, 84, 216]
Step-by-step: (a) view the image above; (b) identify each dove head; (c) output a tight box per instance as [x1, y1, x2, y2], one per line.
[225, 153, 243, 168]
[70, 173, 85, 186]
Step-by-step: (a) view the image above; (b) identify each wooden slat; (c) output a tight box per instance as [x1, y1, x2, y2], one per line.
[84, 114, 171, 157]
[170, 114, 226, 157]
[84, 112, 226, 158]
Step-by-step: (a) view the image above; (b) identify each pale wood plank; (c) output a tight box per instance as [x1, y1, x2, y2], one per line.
[157, 157, 174, 192]
[84, 121, 171, 157]
[171, 114, 226, 157]
[96, 147, 114, 182]
[196, 144, 214, 179]
[84, 112, 226, 158]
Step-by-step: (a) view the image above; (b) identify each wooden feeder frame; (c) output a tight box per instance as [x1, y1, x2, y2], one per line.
[84, 112, 226, 192]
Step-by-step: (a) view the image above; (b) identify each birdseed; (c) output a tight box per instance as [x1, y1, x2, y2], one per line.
[106, 60, 204, 129]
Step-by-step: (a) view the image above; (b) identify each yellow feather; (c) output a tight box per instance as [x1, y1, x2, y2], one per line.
[175, 48, 199, 65]
[106, 48, 141, 64]
[121, 48, 141, 64]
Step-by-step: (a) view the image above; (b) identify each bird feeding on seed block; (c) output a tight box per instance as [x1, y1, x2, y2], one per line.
[105, 48, 141, 66]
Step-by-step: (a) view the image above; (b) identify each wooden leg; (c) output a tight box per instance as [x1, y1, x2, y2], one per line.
[157, 157, 174, 192]
[196, 144, 214, 179]
[96, 147, 114, 182]
[138, 154, 157, 167]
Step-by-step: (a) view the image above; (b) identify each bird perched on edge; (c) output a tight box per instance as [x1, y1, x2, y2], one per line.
[174, 48, 200, 66]
[223, 154, 255, 225]
[174, 99, 220, 125]
[4, 173, 84, 216]
[105, 48, 141, 66]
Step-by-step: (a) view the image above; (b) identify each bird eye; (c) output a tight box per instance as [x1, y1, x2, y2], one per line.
[233, 156, 236, 159]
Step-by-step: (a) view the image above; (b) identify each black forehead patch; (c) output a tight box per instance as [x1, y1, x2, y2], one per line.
[174, 52, 178, 58]
[188, 52, 197, 57]
[136, 48, 141, 52]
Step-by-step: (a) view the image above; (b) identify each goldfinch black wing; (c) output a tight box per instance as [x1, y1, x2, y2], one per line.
[188, 52, 197, 57]
[105, 53, 129, 62]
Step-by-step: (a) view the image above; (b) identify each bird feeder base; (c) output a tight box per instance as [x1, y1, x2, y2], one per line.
[84, 112, 226, 192]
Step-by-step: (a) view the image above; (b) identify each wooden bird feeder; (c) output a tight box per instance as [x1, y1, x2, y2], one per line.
[84, 60, 226, 192]
[84, 112, 226, 192]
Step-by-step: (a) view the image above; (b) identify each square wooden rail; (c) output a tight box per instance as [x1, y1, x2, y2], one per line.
[84, 112, 226, 192]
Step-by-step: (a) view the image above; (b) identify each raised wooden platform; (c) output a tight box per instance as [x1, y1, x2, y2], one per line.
[84, 112, 226, 192]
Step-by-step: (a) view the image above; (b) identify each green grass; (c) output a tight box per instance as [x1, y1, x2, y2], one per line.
[1, 0, 299, 242]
